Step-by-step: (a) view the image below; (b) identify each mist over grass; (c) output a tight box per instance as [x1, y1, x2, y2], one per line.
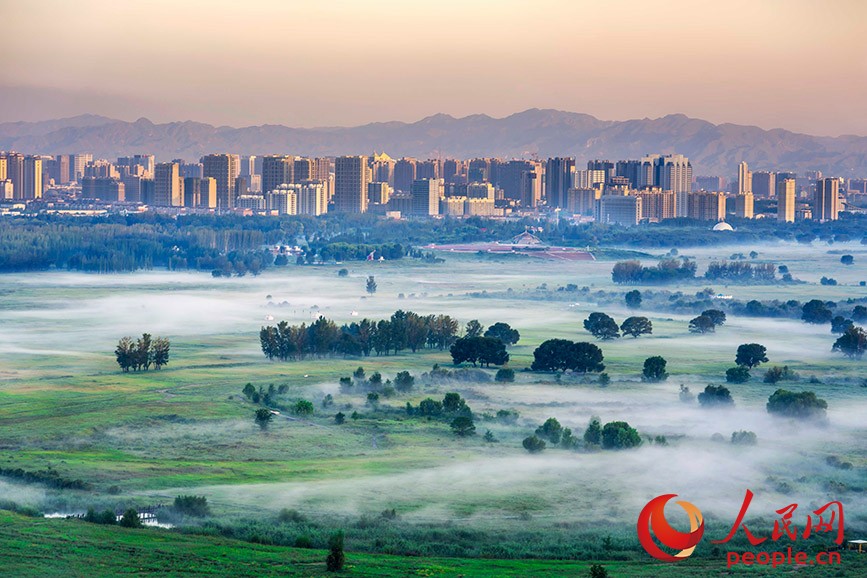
[0, 240, 865, 546]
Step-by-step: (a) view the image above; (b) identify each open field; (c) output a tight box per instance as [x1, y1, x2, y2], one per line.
[1, 239, 866, 572]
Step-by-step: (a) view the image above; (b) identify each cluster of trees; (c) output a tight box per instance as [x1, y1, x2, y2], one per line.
[611, 259, 697, 284]
[833, 326, 867, 358]
[724, 343, 769, 383]
[530, 339, 605, 373]
[450, 336, 509, 367]
[705, 261, 776, 281]
[524, 416, 642, 453]
[115, 333, 170, 372]
[405, 392, 477, 436]
[260, 311, 462, 360]
[689, 309, 727, 334]
[173, 495, 211, 517]
[766, 389, 828, 420]
[583, 312, 653, 339]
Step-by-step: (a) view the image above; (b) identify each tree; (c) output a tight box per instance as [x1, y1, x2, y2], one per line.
[531, 339, 605, 373]
[726, 366, 751, 383]
[484, 322, 520, 345]
[601, 421, 642, 449]
[736, 343, 768, 368]
[522, 435, 546, 453]
[293, 399, 314, 415]
[337, 268, 349, 277]
[584, 312, 620, 340]
[442, 392, 468, 414]
[698, 385, 734, 408]
[242, 382, 256, 399]
[173, 495, 211, 517]
[832, 326, 867, 358]
[450, 416, 476, 437]
[535, 417, 563, 444]
[450, 336, 509, 367]
[151, 337, 170, 370]
[465, 319, 484, 338]
[334, 412, 345, 424]
[731, 431, 757, 446]
[135, 333, 152, 371]
[621, 316, 652, 338]
[701, 309, 727, 327]
[689, 315, 716, 334]
[642, 356, 668, 382]
[394, 371, 415, 391]
[802, 299, 832, 324]
[590, 564, 609, 578]
[119, 509, 142, 528]
[764, 366, 798, 384]
[254, 408, 273, 429]
[841, 254, 854, 265]
[625, 290, 642, 309]
[830, 316, 854, 334]
[852, 305, 867, 323]
[365, 275, 377, 295]
[766, 389, 827, 420]
[583, 417, 601, 445]
[115, 336, 134, 372]
[495, 368, 515, 382]
[326, 530, 345, 572]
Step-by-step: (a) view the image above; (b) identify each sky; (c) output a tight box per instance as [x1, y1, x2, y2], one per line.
[1, 0, 866, 136]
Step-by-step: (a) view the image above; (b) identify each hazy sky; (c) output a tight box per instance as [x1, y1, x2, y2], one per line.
[2, 0, 866, 135]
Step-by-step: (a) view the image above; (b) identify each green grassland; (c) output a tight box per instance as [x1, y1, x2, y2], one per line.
[1, 240, 866, 574]
[2, 511, 865, 578]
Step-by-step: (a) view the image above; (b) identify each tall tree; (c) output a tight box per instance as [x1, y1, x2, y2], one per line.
[584, 312, 620, 340]
[365, 275, 377, 295]
[115, 336, 134, 372]
[151, 337, 170, 370]
[621, 316, 652, 338]
[833, 326, 867, 358]
[642, 356, 668, 382]
[735, 343, 768, 368]
[465, 319, 484, 338]
[689, 315, 716, 334]
[624, 290, 642, 309]
[484, 322, 520, 345]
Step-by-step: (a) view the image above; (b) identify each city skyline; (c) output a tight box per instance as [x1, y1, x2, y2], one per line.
[2, 0, 866, 136]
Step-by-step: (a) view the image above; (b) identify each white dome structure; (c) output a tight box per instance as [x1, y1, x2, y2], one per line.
[712, 222, 734, 232]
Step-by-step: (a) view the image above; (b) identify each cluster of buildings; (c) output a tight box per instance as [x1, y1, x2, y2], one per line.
[1, 149, 860, 224]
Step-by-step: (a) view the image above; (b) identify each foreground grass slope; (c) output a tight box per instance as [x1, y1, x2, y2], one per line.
[2, 511, 864, 578]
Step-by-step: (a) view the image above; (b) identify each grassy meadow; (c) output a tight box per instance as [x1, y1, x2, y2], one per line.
[1, 239, 866, 575]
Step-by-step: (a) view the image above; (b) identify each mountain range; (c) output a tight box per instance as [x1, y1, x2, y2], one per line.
[1, 109, 866, 177]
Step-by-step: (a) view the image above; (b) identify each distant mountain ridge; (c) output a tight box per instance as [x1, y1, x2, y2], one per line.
[2, 109, 866, 176]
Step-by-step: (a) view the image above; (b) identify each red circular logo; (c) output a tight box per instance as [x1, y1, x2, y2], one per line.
[637, 494, 704, 561]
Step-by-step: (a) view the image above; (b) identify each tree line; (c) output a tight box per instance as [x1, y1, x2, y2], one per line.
[115, 333, 170, 371]
[260, 311, 464, 360]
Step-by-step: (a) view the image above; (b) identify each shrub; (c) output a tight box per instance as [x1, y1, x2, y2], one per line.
[698, 385, 734, 408]
[731, 431, 757, 446]
[601, 421, 642, 449]
[173, 495, 211, 517]
[522, 435, 546, 453]
[495, 368, 515, 382]
[726, 366, 750, 383]
[119, 509, 142, 528]
[326, 530, 345, 571]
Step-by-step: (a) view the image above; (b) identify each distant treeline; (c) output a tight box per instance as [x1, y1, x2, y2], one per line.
[2, 212, 866, 273]
[260, 310, 461, 360]
[0, 466, 91, 491]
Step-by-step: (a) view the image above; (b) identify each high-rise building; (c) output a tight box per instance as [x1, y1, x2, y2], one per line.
[81, 177, 125, 202]
[333, 156, 368, 213]
[777, 178, 796, 223]
[0, 154, 7, 182]
[294, 158, 313, 182]
[467, 158, 491, 183]
[598, 195, 641, 225]
[738, 161, 752, 195]
[297, 181, 328, 215]
[545, 157, 575, 209]
[201, 154, 240, 210]
[566, 188, 599, 216]
[372, 153, 395, 186]
[266, 184, 298, 215]
[615, 160, 642, 188]
[410, 178, 441, 216]
[633, 190, 676, 222]
[261, 155, 294, 196]
[466, 182, 495, 200]
[394, 158, 417, 193]
[752, 171, 775, 197]
[813, 178, 841, 221]
[21, 155, 43, 199]
[50, 154, 71, 184]
[5, 153, 23, 198]
[416, 160, 439, 181]
[442, 159, 464, 184]
[121, 175, 142, 202]
[368, 182, 391, 205]
[687, 191, 726, 221]
[735, 192, 754, 219]
[183, 176, 217, 208]
[71, 154, 93, 181]
[154, 162, 184, 207]
[240, 155, 257, 177]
